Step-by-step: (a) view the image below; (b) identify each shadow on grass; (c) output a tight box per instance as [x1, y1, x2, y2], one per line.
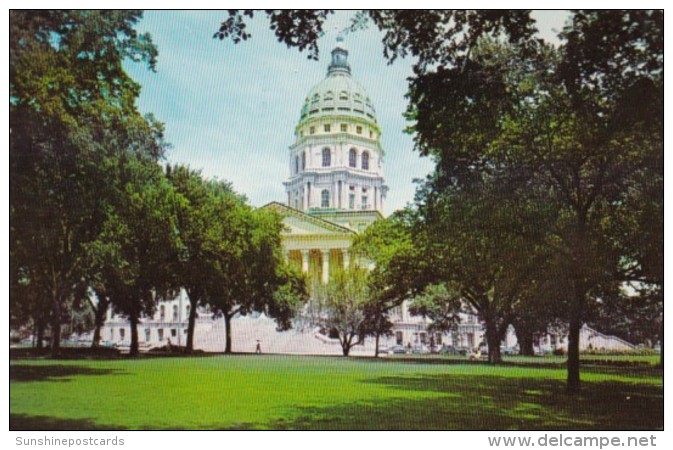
[10, 414, 127, 431]
[10, 364, 125, 383]
[256, 374, 663, 430]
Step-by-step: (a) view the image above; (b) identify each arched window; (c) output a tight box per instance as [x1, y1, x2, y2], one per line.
[301, 151, 306, 170]
[349, 148, 357, 168]
[295, 156, 300, 174]
[361, 151, 370, 170]
[339, 91, 349, 100]
[321, 190, 330, 208]
[322, 148, 331, 167]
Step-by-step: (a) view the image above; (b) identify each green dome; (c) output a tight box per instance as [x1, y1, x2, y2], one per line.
[299, 39, 377, 124]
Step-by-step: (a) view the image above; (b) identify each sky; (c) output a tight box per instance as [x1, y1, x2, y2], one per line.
[125, 10, 570, 215]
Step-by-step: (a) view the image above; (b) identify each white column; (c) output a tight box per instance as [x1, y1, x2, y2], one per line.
[321, 250, 330, 284]
[343, 249, 350, 269]
[304, 184, 309, 210]
[301, 250, 310, 274]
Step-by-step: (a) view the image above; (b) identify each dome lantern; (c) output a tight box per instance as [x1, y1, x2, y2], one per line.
[327, 36, 351, 76]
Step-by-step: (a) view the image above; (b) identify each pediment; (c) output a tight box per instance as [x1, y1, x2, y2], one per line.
[262, 202, 355, 236]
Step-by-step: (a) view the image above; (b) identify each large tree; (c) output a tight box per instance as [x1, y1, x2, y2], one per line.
[85, 157, 179, 356]
[10, 11, 161, 355]
[351, 210, 427, 357]
[305, 267, 376, 357]
[206, 201, 303, 353]
[412, 163, 551, 364]
[165, 166, 240, 353]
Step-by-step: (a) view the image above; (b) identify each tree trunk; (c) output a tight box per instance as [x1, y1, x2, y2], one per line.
[341, 334, 352, 356]
[566, 277, 587, 394]
[186, 297, 198, 353]
[50, 292, 61, 356]
[36, 318, 45, 350]
[374, 332, 380, 358]
[566, 317, 581, 393]
[484, 320, 502, 364]
[92, 324, 102, 349]
[129, 313, 140, 357]
[224, 313, 233, 354]
[515, 327, 535, 356]
[91, 298, 108, 349]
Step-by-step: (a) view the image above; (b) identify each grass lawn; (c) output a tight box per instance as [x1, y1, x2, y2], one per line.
[10, 354, 663, 430]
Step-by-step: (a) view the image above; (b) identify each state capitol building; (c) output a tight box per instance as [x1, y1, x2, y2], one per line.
[101, 39, 633, 355]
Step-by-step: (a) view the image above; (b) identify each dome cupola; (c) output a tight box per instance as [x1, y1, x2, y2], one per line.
[298, 38, 377, 124]
[327, 36, 351, 75]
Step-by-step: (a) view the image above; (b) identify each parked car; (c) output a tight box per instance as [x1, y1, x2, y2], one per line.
[388, 344, 409, 355]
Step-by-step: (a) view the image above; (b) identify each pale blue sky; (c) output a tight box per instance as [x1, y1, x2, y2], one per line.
[125, 10, 569, 215]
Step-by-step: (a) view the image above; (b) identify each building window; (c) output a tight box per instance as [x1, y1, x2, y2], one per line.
[310, 126, 315, 135]
[341, 123, 348, 132]
[436, 333, 443, 345]
[361, 152, 370, 170]
[145, 329, 151, 342]
[349, 193, 355, 210]
[321, 190, 330, 208]
[158, 329, 164, 341]
[110, 329, 115, 341]
[120, 328, 125, 341]
[322, 148, 331, 167]
[295, 156, 300, 174]
[324, 91, 334, 101]
[370, 130, 374, 138]
[349, 148, 357, 168]
[361, 196, 368, 209]
[396, 331, 403, 345]
[356, 125, 363, 134]
[171, 329, 177, 338]
[173, 305, 178, 321]
[339, 91, 349, 100]
[324, 124, 331, 132]
[185, 304, 190, 317]
[160, 305, 165, 321]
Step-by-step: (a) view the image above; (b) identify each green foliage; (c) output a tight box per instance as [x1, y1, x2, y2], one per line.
[9, 11, 163, 353]
[408, 283, 462, 333]
[306, 267, 376, 356]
